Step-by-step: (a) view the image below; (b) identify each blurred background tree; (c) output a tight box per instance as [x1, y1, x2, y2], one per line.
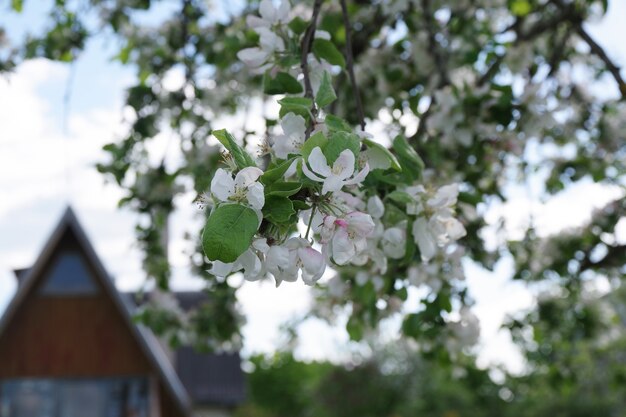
[2, 0, 625, 412]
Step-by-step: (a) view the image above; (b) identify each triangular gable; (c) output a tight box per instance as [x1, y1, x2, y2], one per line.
[0, 207, 191, 416]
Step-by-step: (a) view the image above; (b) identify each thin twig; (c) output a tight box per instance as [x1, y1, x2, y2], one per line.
[301, 0, 324, 138]
[339, 0, 365, 131]
[550, 0, 626, 99]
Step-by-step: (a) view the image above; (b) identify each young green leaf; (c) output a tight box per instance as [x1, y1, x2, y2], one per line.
[300, 131, 328, 159]
[262, 196, 296, 224]
[266, 181, 302, 197]
[392, 135, 425, 182]
[263, 71, 303, 95]
[323, 131, 360, 164]
[363, 138, 401, 171]
[324, 115, 352, 132]
[212, 129, 257, 169]
[278, 96, 313, 119]
[260, 157, 298, 185]
[315, 71, 337, 108]
[202, 204, 259, 263]
[312, 39, 346, 68]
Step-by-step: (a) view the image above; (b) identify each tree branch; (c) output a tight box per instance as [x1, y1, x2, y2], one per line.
[300, 0, 324, 138]
[339, 0, 366, 131]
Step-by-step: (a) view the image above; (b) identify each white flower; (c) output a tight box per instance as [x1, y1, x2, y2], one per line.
[266, 237, 325, 286]
[382, 226, 406, 259]
[321, 212, 375, 265]
[246, 0, 290, 28]
[367, 195, 385, 219]
[237, 27, 285, 68]
[210, 167, 265, 210]
[308, 55, 334, 94]
[209, 238, 269, 282]
[404, 185, 425, 215]
[273, 113, 306, 159]
[427, 183, 459, 208]
[302, 147, 370, 194]
[412, 217, 438, 261]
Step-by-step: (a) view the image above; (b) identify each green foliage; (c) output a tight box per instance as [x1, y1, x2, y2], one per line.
[202, 204, 259, 262]
[315, 71, 337, 108]
[212, 129, 257, 169]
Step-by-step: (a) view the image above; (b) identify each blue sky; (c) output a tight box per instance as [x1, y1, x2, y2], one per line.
[1, 0, 625, 369]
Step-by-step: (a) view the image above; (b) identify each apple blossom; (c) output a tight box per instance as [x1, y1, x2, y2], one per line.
[320, 212, 375, 265]
[210, 167, 265, 210]
[272, 112, 306, 159]
[302, 147, 370, 195]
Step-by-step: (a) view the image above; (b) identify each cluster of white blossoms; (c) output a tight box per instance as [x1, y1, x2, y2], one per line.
[201, 0, 467, 300]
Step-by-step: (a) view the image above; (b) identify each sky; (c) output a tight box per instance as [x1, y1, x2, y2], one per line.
[1, 0, 625, 372]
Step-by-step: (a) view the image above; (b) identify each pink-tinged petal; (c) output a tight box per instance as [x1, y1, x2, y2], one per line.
[246, 182, 265, 210]
[235, 166, 263, 189]
[322, 175, 344, 194]
[333, 150, 355, 180]
[301, 157, 326, 182]
[308, 147, 332, 177]
[210, 168, 235, 202]
[345, 162, 370, 186]
[345, 212, 375, 237]
[331, 228, 356, 265]
[412, 217, 437, 261]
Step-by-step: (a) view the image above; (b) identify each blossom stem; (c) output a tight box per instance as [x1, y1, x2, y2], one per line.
[339, 0, 365, 131]
[305, 204, 317, 240]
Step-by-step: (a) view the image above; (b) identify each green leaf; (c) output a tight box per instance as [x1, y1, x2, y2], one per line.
[263, 71, 303, 95]
[347, 316, 364, 340]
[300, 131, 328, 159]
[278, 96, 312, 119]
[202, 204, 259, 263]
[324, 115, 352, 132]
[292, 200, 311, 211]
[363, 139, 401, 171]
[288, 16, 308, 35]
[212, 129, 257, 169]
[392, 135, 424, 182]
[266, 181, 302, 197]
[323, 131, 360, 164]
[260, 157, 297, 185]
[11, 0, 23, 12]
[510, 0, 532, 16]
[315, 71, 337, 108]
[312, 39, 346, 68]
[263, 196, 296, 224]
[386, 191, 413, 205]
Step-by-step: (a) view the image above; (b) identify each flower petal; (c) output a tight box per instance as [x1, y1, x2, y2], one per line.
[211, 168, 235, 202]
[298, 247, 326, 285]
[412, 217, 437, 261]
[301, 156, 326, 182]
[246, 182, 265, 210]
[346, 211, 375, 237]
[344, 162, 369, 186]
[237, 47, 270, 67]
[331, 228, 356, 265]
[333, 150, 355, 180]
[308, 147, 332, 177]
[235, 166, 263, 189]
[322, 175, 345, 194]
[367, 196, 385, 219]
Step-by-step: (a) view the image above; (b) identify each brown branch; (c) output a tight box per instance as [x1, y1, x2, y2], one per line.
[339, 0, 365, 131]
[300, 0, 324, 139]
[550, 0, 626, 99]
[575, 25, 626, 99]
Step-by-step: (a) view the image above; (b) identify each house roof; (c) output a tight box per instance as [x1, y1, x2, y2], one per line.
[0, 207, 192, 416]
[127, 291, 247, 406]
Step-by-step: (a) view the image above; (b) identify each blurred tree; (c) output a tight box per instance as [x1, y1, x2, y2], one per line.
[1, 0, 624, 357]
